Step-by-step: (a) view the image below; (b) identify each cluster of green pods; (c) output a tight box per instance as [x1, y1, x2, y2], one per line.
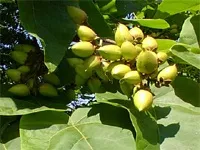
[68, 19, 178, 112]
[6, 44, 62, 98]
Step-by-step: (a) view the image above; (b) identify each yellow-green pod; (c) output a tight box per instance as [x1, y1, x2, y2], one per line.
[77, 25, 97, 41]
[115, 23, 133, 46]
[71, 41, 95, 57]
[133, 90, 153, 111]
[8, 84, 30, 97]
[39, 83, 58, 97]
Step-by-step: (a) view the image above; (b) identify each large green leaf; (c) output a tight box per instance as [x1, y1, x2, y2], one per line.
[54, 50, 76, 86]
[156, 39, 176, 53]
[17, 1, 77, 72]
[179, 15, 200, 48]
[96, 76, 200, 149]
[151, 81, 200, 150]
[170, 44, 200, 69]
[47, 104, 136, 150]
[20, 111, 69, 150]
[171, 77, 200, 107]
[0, 84, 68, 116]
[96, 92, 160, 150]
[154, 0, 200, 18]
[0, 116, 20, 150]
[123, 19, 170, 29]
[79, 0, 113, 38]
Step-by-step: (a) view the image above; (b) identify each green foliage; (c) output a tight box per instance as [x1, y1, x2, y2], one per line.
[17, 0, 77, 72]
[1, 0, 200, 150]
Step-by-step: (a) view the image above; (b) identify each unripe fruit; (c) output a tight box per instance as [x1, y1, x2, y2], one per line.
[67, 58, 84, 67]
[97, 45, 121, 61]
[135, 44, 143, 54]
[84, 55, 101, 71]
[121, 41, 140, 61]
[170, 24, 178, 29]
[43, 73, 60, 86]
[75, 64, 92, 79]
[77, 25, 96, 41]
[129, 27, 144, 42]
[27, 78, 34, 89]
[170, 28, 178, 34]
[10, 51, 28, 64]
[67, 6, 87, 24]
[157, 64, 177, 82]
[119, 81, 134, 98]
[136, 50, 158, 74]
[87, 77, 101, 93]
[133, 90, 153, 111]
[157, 52, 168, 63]
[95, 66, 109, 82]
[75, 74, 86, 86]
[121, 70, 141, 85]
[106, 61, 122, 73]
[14, 44, 35, 53]
[17, 65, 30, 74]
[115, 23, 133, 46]
[151, 32, 157, 38]
[101, 61, 110, 71]
[111, 64, 131, 80]
[6, 69, 21, 82]
[142, 36, 158, 51]
[71, 41, 94, 57]
[39, 83, 58, 97]
[8, 84, 30, 97]
[66, 89, 76, 101]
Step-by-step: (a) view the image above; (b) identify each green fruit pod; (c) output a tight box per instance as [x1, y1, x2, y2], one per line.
[27, 78, 34, 89]
[136, 50, 158, 74]
[8, 84, 30, 97]
[111, 64, 131, 80]
[115, 23, 133, 46]
[97, 45, 121, 61]
[142, 36, 158, 51]
[43, 73, 60, 86]
[101, 61, 110, 71]
[121, 41, 140, 61]
[135, 44, 143, 54]
[84, 55, 101, 72]
[67, 58, 84, 68]
[121, 70, 141, 85]
[95, 66, 109, 82]
[170, 28, 178, 34]
[77, 25, 97, 41]
[75, 64, 92, 79]
[67, 6, 87, 24]
[75, 74, 87, 86]
[39, 83, 58, 97]
[71, 41, 95, 57]
[65, 89, 76, 101]
[106, 61, 122, 73]
[17, 65, 30, 74]
[87, 77, 101, 93]
[170, 24, 178, 29]
[119, 81, 134, 98]
[129, 27, 144, 42]
[157, 64, 178, 82]
[6, 69, 21, 82]
[133, 89, 153, 111]
[14, 44, 35, 53]
[10, 51, 28, 64]
[157, 52, 168, 63]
